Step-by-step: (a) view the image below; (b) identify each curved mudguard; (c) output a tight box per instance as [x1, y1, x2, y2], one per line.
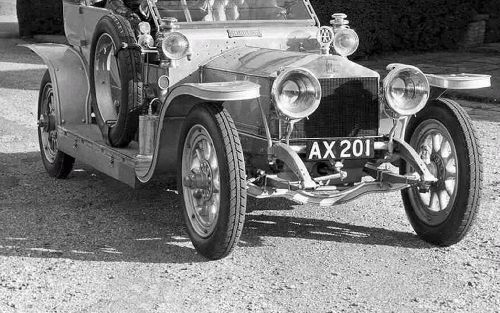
[426, 73, 491, 90]
[381, 66, 492, 138]
[23, 43, 90, 125]
[427, 73, 491, 99]
[136, 81, 260, 182]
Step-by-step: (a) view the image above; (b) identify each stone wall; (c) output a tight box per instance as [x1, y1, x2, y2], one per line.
[460, 15, 489, 48]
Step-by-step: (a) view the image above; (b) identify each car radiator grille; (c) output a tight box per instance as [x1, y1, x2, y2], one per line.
[284, 77, 380, 139]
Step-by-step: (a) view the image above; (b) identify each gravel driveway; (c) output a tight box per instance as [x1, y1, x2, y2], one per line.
[1, 38, 499, 313]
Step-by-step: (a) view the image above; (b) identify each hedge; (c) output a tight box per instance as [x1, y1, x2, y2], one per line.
[310, 0, 480, 56]
[16, 0, 63, 37]
[15, 0, 499, 53]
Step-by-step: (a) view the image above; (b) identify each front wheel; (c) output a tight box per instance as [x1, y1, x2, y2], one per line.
[178, 103, 246, 260]
[401, 98, 482, 246]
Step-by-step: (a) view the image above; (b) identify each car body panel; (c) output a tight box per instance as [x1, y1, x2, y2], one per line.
[23, 43, 90, 126]
[63, 1, 109, 62]
[203, 47, 379, 79]
[201, 47, 381, 149]
[137, 81, 262, 182]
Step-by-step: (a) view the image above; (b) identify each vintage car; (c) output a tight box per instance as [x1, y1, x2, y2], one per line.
[25, 0, 490, 259]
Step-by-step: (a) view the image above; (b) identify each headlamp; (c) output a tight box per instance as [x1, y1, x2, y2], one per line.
[161, 32, 190, 60]
[332, 28, 359, 57]
[137, 22, 154, 48]
[138, 21, 151, 35]
[383, 64, 430, 118]
[271, 68, 321, 120]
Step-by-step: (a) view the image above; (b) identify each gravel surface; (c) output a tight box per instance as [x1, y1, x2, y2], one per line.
[1, 38, 499, 312]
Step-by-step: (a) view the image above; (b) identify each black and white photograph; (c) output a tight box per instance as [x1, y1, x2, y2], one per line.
[0, 0, 499, 311]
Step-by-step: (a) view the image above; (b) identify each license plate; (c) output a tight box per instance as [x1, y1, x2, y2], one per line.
[306, 138, 375, 160]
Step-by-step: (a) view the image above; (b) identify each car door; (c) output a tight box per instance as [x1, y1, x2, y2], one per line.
[80, 4, 109, 62]
[62, 0, 87, 48]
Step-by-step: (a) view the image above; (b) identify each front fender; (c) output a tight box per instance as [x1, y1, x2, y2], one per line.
[427, 73, 491, 100]
[426, 73, 491, 91]
[136, 81, 261, 183]
[384, 72, 491, 140]
[22, 43, 90, 126]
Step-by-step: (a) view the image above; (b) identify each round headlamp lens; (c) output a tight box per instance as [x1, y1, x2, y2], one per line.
[390, 77, 409, 99]
[272, 68, 321, 120]
[333, 28, 359, 57]
[161, 32, 190, 60]
[384, 66, 430, 117]
[280, 80, 300, 105]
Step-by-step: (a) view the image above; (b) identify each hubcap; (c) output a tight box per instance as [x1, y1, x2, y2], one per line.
[94, 33, 121, 124]
[39, 82, 58, 163]
[182, 125, 221, 238]
[408, 119, 458, 225]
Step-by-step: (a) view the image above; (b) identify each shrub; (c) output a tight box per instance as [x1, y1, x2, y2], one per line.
[310, 0, 475, 55]
[16, 0, 63, 37]
[16, 0, 493, 53]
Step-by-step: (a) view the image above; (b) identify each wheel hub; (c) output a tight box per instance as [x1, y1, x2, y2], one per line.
[38, 112, 56, 133]
[184, 160, 214, 201]
[429, 153, 446, 190]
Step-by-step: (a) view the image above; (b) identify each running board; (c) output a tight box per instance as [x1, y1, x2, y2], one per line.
[57, 125, 139, 187]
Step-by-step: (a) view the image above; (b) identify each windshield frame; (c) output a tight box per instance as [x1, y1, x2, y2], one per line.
[154, 0, 320, 28]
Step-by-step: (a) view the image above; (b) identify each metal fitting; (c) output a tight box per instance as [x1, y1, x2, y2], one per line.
[161, 17, 178, 32]
[330, 13, 349, 30]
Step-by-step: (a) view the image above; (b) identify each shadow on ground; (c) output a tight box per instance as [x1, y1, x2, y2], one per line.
[0, 152, 205, 264]
[0, 21, 18, 38]
[241, 213, 429, 249]
[0, 69, 46, 90]
[0, 37, 44, 65]
[0, 151, 431, 264]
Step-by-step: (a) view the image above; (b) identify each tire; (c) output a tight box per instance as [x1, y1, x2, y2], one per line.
[401, 98, 482, 246]
[90, 14, 143, 148]
[178, 103, 247, 260]
[38, 70, 75, 178]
